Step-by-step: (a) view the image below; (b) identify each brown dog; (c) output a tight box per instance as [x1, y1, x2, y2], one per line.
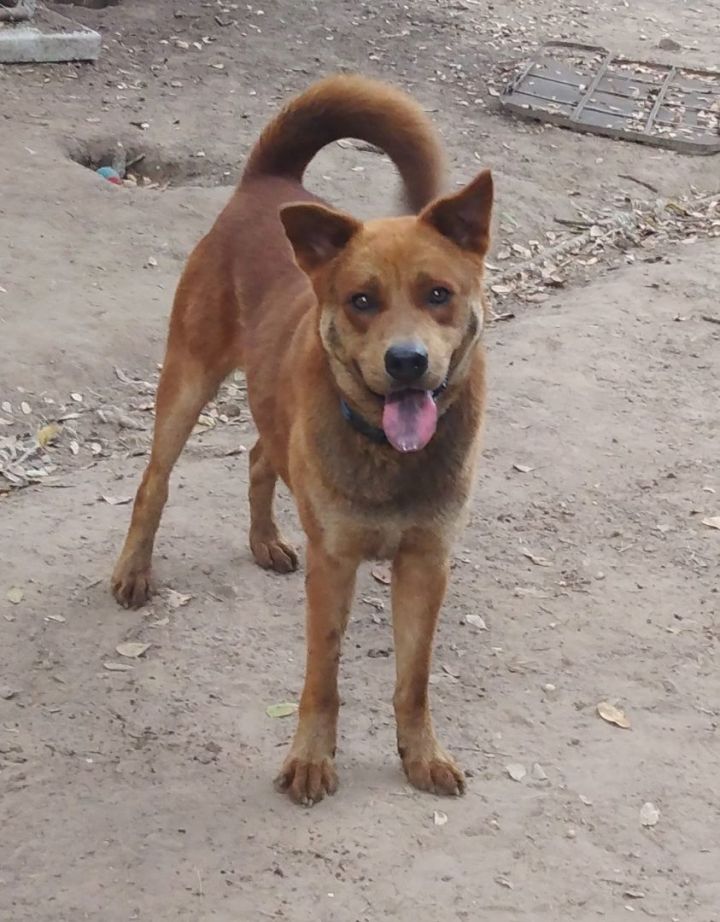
[112, 75, 493, 805]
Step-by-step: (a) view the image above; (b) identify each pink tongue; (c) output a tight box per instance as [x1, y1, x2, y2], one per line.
[382, 390, 438, 453]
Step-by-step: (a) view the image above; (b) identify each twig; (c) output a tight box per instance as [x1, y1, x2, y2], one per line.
[701, 314, 720, 325]
[618, 173, 660, 194]
[125, 152, 146, 170]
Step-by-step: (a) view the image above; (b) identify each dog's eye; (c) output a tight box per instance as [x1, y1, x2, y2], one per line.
[428, 286, 452, 306]
[350, 293, 375, 312]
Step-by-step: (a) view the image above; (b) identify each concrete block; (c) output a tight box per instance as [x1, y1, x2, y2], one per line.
[0, 5, 100, 63]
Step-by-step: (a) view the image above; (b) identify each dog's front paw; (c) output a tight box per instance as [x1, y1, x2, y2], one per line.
[250, 531, 298, 574]
[274, 753, 338, 806]
[111, 560, 153, 609]
[401, 746, 465, 796]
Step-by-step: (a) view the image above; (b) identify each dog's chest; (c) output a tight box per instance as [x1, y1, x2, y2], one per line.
[307, 427, 475, 560]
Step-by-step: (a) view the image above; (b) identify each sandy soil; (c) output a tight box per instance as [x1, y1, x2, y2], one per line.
[1, 1, 719, 920]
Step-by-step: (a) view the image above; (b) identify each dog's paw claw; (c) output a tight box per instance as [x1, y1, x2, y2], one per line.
[251, 534, 298, 574]
[111, 566, 153, 609]
[274, 756, 338, 805]
[402, 751, 465, 797]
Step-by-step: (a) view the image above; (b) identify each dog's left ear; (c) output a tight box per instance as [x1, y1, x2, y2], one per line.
[280, 203, 361, 274]
[420, 169, 493, 255]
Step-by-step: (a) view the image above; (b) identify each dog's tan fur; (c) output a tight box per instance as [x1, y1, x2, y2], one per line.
[111, 75, 493, 804]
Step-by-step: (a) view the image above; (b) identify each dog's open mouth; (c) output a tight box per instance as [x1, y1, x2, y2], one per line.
[382, 389, 438, 453]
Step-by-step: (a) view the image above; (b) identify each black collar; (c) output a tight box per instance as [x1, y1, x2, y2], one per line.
[340, 399, 388, 444]
[339, 380, 448, 446]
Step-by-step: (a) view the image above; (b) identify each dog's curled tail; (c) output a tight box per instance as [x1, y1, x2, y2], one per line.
[242, 74, 444, 212]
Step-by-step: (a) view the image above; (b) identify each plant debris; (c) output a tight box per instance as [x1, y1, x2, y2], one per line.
[37, 423, 60, 448]
[371, 563, 392, 585]
[597, 701, 631, 729]
[103, 661, 134, 672]
[115, 642, 152, 659]
[164, 589, 193, 609]
[521, 549, 552, 567]
[506, 763, 527, 782]
[487, 190, 719, 315]
[266, 702, 298, 719]
[102, 495, 133, 506]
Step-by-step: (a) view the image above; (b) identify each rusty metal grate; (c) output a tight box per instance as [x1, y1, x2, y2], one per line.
[501, 42, 720, 155]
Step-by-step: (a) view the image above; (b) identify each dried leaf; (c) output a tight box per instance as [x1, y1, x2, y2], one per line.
[165, 589, 192, 609]
[114, 367, 135, 384]
[103, 661, 134, 672]
[624, 889, 646, 900]
[371, 563, 392, 585]
[37, 423, 60, 448]
[513, 463, 534, 473]
[20, 402, 31, 415]
[640, 802, 660, 827]
[531, 762, 548, 781]
[115, 642, 152, 659]
[45, 614, 66, 623]
[495, 877, 513, 890]
[465, 613, 488, 630]
[433, 810, 448, 826]
[597, 701, 631, 729]
[521, 548, 552, 567]
[70, 393, 83, 403]
[266, 702, 298, 719]
[102, 495, 133, 506]
[506, 763, 527, 782]
[7, 587, 24, 605]
[97, 406, 146, 431]
[702, 516, 720, 530]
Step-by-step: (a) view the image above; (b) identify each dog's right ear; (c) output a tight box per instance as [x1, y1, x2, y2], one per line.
[280, 203, 361, 274]
[420, 169, 493, 256]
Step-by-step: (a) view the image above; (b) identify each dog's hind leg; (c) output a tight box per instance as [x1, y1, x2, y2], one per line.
[248, 438, 298, 573]
[111, 350, 226, 608]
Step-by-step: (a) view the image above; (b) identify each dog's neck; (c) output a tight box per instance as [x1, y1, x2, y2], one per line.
[340, 399, 388, 445]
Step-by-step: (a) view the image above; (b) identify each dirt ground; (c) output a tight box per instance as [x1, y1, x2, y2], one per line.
[1, 1, 719, 920]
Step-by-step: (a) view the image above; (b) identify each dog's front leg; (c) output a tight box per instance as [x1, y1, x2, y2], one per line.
[391, 533, 465, 796]
[275, 540, 359, 805]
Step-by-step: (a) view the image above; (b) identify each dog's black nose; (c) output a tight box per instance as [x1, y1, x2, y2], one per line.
[384, 343, 428, 384]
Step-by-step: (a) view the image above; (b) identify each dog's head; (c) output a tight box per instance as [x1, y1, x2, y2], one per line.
[280, 170, 493, 452]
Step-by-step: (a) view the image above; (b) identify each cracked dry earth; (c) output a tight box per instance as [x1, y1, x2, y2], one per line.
[1, 1, 719, 921]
